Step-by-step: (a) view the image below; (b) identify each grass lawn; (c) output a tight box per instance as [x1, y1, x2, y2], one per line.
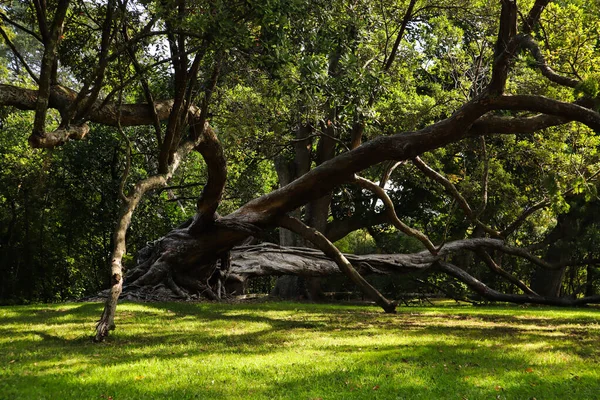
[0, 301, 599, 399]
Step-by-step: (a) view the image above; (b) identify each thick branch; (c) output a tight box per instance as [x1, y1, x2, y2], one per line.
[489, 95, 600, 131]
[488, 0, 518, 94]
[189, 123, 227, 230]
[229, 242, 435, 278]
[227, 238, 594, 280]
[32, 0, 70, 137]
[522, 0, 550, 34]
[469, 113, 570, 135]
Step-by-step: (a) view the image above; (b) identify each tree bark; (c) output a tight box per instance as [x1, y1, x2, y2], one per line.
[94, 127, 209, 341]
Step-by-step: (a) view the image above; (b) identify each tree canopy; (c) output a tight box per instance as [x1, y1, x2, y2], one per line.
[1, 0, 600, 340]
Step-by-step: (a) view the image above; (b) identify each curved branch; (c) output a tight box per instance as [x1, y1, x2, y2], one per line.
[189, 123, 227, 231]
[379, 161, 404, 188]
[353, 174, 438, 254]
[476, 250, 538, 295]
[412, 156, 500, 237]
[489, 95, 600, 131]
[0, 13, 43, 42]
[469, 113, 570, 135]
[325, 212, 390, 243]
[500, 199, 549, 237]
[521, 36, 579, 88]
[0, 25, 40, 83]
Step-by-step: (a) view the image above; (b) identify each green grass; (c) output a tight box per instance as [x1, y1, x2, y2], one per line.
[0, 301, 599, 399]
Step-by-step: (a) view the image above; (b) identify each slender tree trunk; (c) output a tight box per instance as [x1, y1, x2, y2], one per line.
[94, 137, 198, 341]
[95, 182, 152, 341]
[271, 155, 304, 298]
[94, 199, 134, 341]
[271, 125, 314, 299]
[585, 266, 597, 297]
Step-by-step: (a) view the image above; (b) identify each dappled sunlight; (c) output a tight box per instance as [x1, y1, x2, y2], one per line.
[0, 302, 598, 399]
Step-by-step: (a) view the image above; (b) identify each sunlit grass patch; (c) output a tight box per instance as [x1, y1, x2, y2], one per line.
[0, 301, 598, 399]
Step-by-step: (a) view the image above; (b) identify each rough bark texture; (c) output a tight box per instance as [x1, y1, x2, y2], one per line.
[111, 238, 600, 307]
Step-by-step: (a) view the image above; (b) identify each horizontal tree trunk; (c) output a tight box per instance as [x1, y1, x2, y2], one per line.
[102, 237, 600, 307]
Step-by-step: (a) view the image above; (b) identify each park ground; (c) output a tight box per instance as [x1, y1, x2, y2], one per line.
[0, 300, 599, 399]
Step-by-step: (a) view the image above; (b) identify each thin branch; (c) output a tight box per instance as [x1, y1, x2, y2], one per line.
[116, 83, 131, 202]
[476, 249, 538, 295]
[122, 25, 163, 146]
[71, 0, 117, 124]
[437, 261, 600, 306]
[0, 13, 43, 42]
[501, 199, 549, 237]
[383, 0, 416, 71]
[0, 25, 40, 83]
[32, 0, 49, 41]
[412, 156, 500, 237]
[288, 130, 350, 152]
[379, 161, 404, 188]
[160, 182, 205, 191]
[353, 174, 438, 254]
[476, 136, 488, 217]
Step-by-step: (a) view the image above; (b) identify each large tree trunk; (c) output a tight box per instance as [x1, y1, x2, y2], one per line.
[114, 238, 600, 308]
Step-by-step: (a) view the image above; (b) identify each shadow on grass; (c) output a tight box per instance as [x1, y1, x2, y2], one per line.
[0, 301, 598, 399]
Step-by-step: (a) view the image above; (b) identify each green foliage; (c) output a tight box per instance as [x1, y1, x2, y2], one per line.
[574, 74, 600, 99]
[334, 229, 377, 255]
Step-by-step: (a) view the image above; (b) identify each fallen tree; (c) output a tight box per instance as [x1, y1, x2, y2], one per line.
[118, 238, 600, 307]
[2, 0, 600, 343]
